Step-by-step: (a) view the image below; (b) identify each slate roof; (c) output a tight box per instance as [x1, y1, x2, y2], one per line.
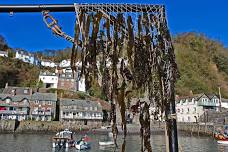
[31, 92, 57, 101]
[0, 51, 8, 55]
[60, 98, 101, 109]
[0, 94, 30, 102]
[222, 98, 228, 103]
[3, 87, 31, 95]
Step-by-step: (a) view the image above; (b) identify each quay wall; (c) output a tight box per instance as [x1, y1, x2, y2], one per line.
[0, 120, 102, 133]
[177, 123, 223, 136]
[0, 120, 15, 132]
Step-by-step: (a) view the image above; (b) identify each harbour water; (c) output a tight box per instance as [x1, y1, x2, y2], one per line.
[0, 133, 227, 152]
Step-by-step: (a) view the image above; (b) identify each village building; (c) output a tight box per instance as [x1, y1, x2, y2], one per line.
[58, 72, 77, 91]
[59, 59, 71, 68]
[39, 71, 58, 89]
[0, 94, 30, 121]
[30, 92, 57, 121]
[15, 50, 40, 66]
[60, 98, 103, 126]
[0, 50, 8, 57]
[41, 59, 57, 68]
[176, 93, 220, 123]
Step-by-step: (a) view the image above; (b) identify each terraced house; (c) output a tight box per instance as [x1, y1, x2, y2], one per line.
[60, 98, 103, 127]
[176, 93, 220, 123]
[0, 94, 30, 121]
[30, 92, 57, 121]
[0, 86, 57, 121]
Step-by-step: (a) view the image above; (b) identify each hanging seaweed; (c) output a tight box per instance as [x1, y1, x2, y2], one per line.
[71, 5, 178, 152]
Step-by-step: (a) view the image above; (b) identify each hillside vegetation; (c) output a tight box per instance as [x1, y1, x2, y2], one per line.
[174, 33, 228, 98]
[0, 57, 40, 88]
[0, 33, 227, 98]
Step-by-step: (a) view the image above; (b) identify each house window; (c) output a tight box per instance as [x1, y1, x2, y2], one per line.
[187, 108, 190, 113]
[194, 107, 196, 113]
[24, 89, 28, 94]
[84, 120, 87, 125]
[66, 112, 69, 116]
[48, 101, 52, 105]
[188, 117, 191, 122]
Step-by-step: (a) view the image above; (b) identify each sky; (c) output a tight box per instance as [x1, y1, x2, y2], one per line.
[0, 0, 228, 51]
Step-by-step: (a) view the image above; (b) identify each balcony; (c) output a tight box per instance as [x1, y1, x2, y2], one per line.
[31, 111, 52, 116]
[0, 110, 28, 115]
[197, 101, 217, 107]
[62, 115, 103, 120]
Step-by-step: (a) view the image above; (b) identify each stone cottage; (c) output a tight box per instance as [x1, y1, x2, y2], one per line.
[0, 94, 30, 121]
[30, 92, 57, 121]
[60, 98, 103, 127]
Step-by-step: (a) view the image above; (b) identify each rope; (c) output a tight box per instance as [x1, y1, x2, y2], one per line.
[42, 10, 75, 44]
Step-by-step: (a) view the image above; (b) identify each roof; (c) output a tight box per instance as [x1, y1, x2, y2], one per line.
[176, 93, 218, 102]
[31, 92, 57, 101]
[0, 94, 30, 102]
[0, 51, 8, 55]
[222, 98, 228, 103]
[60, 98, 101, 108]
[93, 98, 111, 111]
[39, 71, 57, 76]
[3, 87, 31, 95]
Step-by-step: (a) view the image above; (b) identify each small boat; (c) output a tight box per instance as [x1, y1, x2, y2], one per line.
[52, 129, 75, 148]
[99, 141, 115, 146]
[217, 140, 228, 145]
[75, 135, 91, 150]
[99, 132, 115, 146]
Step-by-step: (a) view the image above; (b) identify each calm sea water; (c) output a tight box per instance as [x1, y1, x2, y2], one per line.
[0, 132, 227, 152]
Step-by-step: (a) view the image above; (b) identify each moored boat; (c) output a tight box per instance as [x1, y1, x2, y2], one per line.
[217, 139, 228, 145]
[99, 132, 115, 146]
[52, 129, 75, 148]
[75, 135, 91, 150]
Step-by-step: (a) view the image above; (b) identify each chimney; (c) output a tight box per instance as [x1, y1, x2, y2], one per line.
[29, 88, 33, 95]
[5, 83, 8, 88]
[11, 89, 16, 96]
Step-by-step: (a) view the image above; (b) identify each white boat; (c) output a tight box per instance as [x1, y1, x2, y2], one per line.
[99, 141, 115, 146]
[217, 140, 228, 145]
[75, 140, 91, 150]
[99, 132, 115, 146]
[52, 129, 75, 148]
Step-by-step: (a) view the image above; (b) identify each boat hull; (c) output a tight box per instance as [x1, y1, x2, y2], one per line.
[99, 141, 115, 146]
[75, 143, 90, 150]
[217, 140, 228, 145]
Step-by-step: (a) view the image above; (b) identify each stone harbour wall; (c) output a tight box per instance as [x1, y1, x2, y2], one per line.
[0, 120, 15, 132]
[0, 120, 102, 133]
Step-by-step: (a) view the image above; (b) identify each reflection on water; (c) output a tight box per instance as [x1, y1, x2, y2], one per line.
[0, 133, 225, 152]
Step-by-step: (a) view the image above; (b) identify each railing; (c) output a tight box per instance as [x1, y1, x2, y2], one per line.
[197, 101, 216, 106]
[0, 110, 28, 115]
[31, 111, 52, 116]
[62, 115, 103, 120]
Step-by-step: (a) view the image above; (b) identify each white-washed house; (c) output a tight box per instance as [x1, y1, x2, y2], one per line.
[176, 93, 220, 123]
[41, 60, 57, 68]
[0, 51, 8, 57]
[39, 71, 58, 89]
[15, 50, 40, 66]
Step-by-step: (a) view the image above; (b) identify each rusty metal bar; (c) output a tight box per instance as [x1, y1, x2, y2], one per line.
[0, 4, 163, 13]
